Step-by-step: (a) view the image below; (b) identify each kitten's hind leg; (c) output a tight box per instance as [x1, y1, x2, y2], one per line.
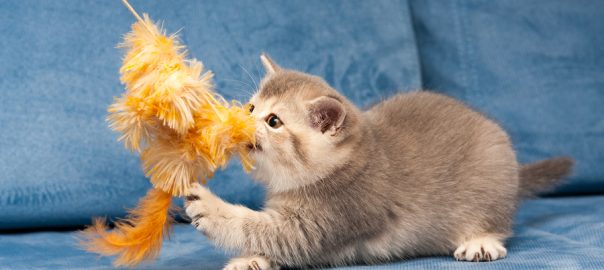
[453, 234, 507, 262]
[223, 255, 277, 270]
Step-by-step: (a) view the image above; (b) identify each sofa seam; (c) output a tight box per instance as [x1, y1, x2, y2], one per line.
[404, 0, 425, 92]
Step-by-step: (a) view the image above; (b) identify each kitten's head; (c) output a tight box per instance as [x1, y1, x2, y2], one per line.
[247, 54, 361, 192]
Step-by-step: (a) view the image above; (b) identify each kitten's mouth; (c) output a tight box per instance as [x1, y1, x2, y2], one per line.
[247, 143, 262, 151]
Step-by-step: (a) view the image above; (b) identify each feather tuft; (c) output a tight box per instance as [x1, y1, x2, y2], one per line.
[84, 5, 256, 266]
[79, 189, 173, 267]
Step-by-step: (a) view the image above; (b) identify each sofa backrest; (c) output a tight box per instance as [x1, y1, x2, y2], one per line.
[3, 0, 601, 230]
[0, 0, 420, 229]
[410, 0, 604, 195]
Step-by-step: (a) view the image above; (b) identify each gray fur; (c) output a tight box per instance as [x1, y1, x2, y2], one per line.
[518, 157, 574, 197]
[186, 55, 574, 269]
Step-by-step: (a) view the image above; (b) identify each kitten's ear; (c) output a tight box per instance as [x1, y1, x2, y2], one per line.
[260, 53, 281, 74]
[307, 96, 346, 135]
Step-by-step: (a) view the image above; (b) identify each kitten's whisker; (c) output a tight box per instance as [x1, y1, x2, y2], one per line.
[230, 85, 256, 98]
[253, 60, 264, 95]
[240, 64, 259, 91]
[227, 87, 254, 99]
[222, 78, 257, 99]
[222, 78, 255, 90]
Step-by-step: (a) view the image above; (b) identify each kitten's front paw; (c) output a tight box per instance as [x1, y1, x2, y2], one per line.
[454, 235, 507, 262]
[224, 256, 276, 270]
[184, 183, 223, 235]
[185, 183, 250, 250]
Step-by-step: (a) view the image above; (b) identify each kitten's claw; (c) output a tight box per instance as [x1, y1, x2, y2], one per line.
[454, 235, 507, 262]
[484, 251, 492, 261]
[223, 256, 275, 270]
[185, 183, 222, 235]
[184, 183, 212, 205]
[185, 194, 200, 201]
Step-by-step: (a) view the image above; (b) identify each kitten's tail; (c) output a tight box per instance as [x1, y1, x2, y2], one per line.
[518, 157, 574, 198]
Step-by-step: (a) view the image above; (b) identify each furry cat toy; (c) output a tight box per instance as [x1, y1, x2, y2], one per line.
[79, 1, 256, 266]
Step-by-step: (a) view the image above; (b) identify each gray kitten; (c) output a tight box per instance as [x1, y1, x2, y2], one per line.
[184, 55, 573, 270]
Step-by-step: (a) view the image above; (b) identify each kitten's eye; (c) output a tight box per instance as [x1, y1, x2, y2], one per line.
[266, 114, 283, 128]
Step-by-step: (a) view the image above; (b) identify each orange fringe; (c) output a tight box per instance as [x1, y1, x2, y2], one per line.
[79, 188, 173, 266]
[81, 1, 256, 266]
[106, 11, 255, 197]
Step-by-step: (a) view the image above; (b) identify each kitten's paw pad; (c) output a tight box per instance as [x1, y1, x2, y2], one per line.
[454, 236, 507, 262]
[223, 256, 275, 270]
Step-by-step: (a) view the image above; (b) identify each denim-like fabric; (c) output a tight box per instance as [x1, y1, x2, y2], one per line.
[0, 0, 420, 229]
[409, 0, 604, 195]
[2, 195, 603, 269]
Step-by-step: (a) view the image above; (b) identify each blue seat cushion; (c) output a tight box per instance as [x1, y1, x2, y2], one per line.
[409, 0, 604, 194]
[0, 0, 420, 229]
[2, 195, 604, 269]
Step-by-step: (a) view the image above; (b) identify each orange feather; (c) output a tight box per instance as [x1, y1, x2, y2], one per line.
[80, 0, 256, 266]
[79, 188, 173, 266]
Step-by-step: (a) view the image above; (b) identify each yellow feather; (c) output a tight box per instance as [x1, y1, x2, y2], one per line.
[83, 1, 256, 266]
[109, 12, 255, 194]
[79, 189, 173, 266]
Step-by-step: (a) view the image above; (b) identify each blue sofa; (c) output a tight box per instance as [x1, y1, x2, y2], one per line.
[1, 0, 603, 269]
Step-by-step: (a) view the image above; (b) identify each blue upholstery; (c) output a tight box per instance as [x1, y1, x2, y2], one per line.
[2, 196, 604, 269]
[410, 0, 604, 194]
[0, 0, 419, 229]
[1, 0, 603, 269]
